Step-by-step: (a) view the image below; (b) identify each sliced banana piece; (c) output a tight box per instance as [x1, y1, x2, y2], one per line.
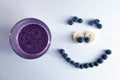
[73, 32, 84, 43]
[84, 31, 95, 42]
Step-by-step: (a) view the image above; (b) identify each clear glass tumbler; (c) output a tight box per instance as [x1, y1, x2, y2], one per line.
[9, 18, 51, 59]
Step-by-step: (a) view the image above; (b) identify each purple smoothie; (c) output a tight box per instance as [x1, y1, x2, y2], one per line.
[10, 18, 51, 59]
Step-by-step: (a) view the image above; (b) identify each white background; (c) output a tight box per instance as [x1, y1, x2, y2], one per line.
[0, 0, 120, 80]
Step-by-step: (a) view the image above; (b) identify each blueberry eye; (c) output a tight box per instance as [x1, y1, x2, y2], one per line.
[77, 37, 83, 43]
[84, 37, 90, 43]
[84, 31, 95, 43]
[73, 32, 84, 43]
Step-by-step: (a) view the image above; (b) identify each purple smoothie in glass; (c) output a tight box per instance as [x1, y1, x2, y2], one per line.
[10, 18, 51, 59]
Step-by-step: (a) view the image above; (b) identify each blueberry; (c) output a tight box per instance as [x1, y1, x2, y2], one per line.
[66, 57, 71, 62]
[77, 37, 83, 43]
[88, 63, 94, 68]
[94, 19, 100, 24]
[105, 49, 112, 55]
[62, 53, 68, 58]
[83, 63, 89, 68]
[77, 18, 83, 23]
[96, 23, 102, 29]
[79, 64, 83, 69]
[102, 54, 108, 60]
[72, 16, 78, 22]
[68, 20, 74, 25]
[93, 62, 99, 66]
[59, 49, 65, 54]
[74, 62, 80, 68]
[97, 58, 103, 64]
[84, 37, 90, 43]
[88, 20, 94, 26]
[70, 60, 75, 65]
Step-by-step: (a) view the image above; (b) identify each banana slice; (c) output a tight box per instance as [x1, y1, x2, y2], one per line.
[73, 32, 84, 43]
[84, 31, 95, 42]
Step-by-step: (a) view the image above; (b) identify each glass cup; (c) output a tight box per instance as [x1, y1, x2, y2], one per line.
[9, 18, 51, 59]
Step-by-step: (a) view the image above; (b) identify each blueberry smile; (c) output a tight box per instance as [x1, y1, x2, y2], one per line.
[59, 49, 112, 69]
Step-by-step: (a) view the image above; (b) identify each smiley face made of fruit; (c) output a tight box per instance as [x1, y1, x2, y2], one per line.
[58, 17, 112, 69]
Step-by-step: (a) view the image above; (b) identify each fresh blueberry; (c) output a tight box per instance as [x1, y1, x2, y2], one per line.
[83, 63, 89, 68]
[88, 20, 94, 26]
[72, 16, 78, 22]
[74, 62, 80, 68]
[77, 18, 83, 23]
[77, 37, 83, 43]
[105, 49, 112, 55]
[66, 57, 71, 62]
[62, 53, 68, 58]
[88, 63, 94, 68]
[93, 62, 99, 66]
[70, 60, 75, 65]
[84, 37, 90, 43]
[79, 64, 83, 69]
[59, 49, 65, 54]
[97, 58, 103, 64]
[102, 54, 108, 60]
[68, 20, 74, 25]
[96, 23, 102, 29]
[94, 19, 100, 24]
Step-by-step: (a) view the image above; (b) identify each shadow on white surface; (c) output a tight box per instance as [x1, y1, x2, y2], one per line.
[0, 7, 15, 55]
